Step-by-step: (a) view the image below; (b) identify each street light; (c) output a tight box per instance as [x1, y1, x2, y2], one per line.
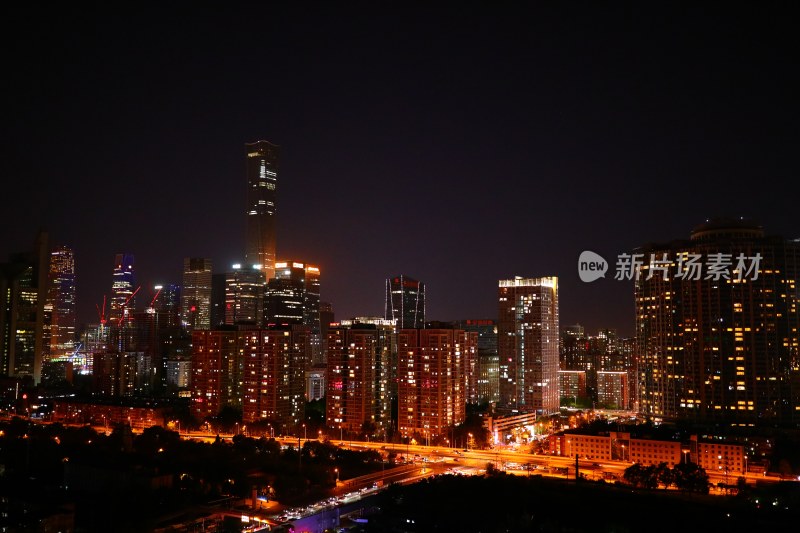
[334, 468, 339, 485]
[621, 444, 626, 462]
[303, 423, 307, 441]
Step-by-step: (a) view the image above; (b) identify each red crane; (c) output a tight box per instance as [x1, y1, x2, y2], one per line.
[149, 285, 163, 310]
[95, 295, 108, 327]
[117, 286, 141, 326]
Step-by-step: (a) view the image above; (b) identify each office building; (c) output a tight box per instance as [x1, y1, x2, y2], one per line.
[244, 140, 279, 281]
[210, 273, 227, 328]
[225, 265, 266, 326]
[385, 275, 425, 329]
[46, 245, 76, 359]
[498, 276, 560, 414]
[0, 231, 49, 382]
[181, 258, 212, 330]
[109, 253, 136, 324]
[635, 219, 800, 425]
[318, 301, 335, 365]
[266, 261, 322, 363]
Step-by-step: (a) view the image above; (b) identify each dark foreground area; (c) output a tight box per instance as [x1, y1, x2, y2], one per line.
[355, 473, 800, 533]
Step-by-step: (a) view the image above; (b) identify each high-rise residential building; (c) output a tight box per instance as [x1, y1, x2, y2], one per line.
[635, 219, 800, 425]
[191, 330, 243, 420]
[560, 324, 587, 371]
[560, 326, 628, 405]
[46, 245, 76, 359]
[109, 253, 136, 324]
[397, 327, 476, 441]
[0, 231, 49, 382]
[558, 370, 588, 404]
[241, 325, 310, 432]
[244, 140, 279, 281]
[385, 275, 425, 329]
[92, 351, 137, 397]
[326, 318, 396, 436]
[225, 264, 266, 326]
[181, 258, 212, 330]
[597, 371, 629, 409]
[498, 276, 560, 414]
[457, 319, 498, 403]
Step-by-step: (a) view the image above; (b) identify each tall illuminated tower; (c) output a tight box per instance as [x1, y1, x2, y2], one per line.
[181, 257, 212, 330]
[47, 245, 76, 358]
[109, 253, 135, 324]
[244, 140, 279, 281]
[498, 276, 560, 414]
[385, 275, 425, 329]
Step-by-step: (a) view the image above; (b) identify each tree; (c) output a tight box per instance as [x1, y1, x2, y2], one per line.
[673, 462, 710, 494]
[360, 420, 377, 440]
[655, 462, 675, 489]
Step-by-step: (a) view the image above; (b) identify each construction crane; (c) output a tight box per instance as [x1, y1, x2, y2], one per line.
[148, 285, 164, 313]
[95, 295, 108, 328]
[116, 286, 141, 327]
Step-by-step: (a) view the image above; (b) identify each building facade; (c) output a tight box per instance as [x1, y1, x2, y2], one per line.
[498, 276, 560, 414]
[326, 319, 396, 436]
[191, 330, 243, 421]
[109, 253, 136, 325]
[635, 220, 800, 425]
[0, 231, 49, 382]
[457, 319, 498, 403]
[46, 245, 76, 359]
[225, 265, 266, 326]
[241, 326, 310, 432]
[181, 257, 212, 330]
[244, 140, 279, 281]
[396, 327, 476, 441]
[385, 275, 425, 329]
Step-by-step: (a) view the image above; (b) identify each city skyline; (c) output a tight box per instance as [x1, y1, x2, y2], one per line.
[3, 5, 799, 336]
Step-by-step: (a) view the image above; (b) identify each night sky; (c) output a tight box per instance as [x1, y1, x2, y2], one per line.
[2, 3, 798, 336]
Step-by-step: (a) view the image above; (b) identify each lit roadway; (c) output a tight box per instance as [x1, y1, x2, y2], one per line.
[72, 423, 780, 489]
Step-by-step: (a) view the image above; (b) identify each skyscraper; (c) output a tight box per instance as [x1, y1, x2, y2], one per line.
[396, 327, 476, 441]
[498, 276, 560, 414]
[225, 265, 266, 326]
[181, 257, 212, 330]
[266, 261, 322, 362]
[265, 261, 306, 326]
[47, 245, 76, 359]
[241, 325, 310, 432]
[244, 140, 279, 281]
[326, 318, 396, 436]
[385, 275, 425, 329]
[109, 253, 136, 324]
[457, 319, 498, 404]
[0, 230, 49, 382]
[635, 219, 800, 425]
